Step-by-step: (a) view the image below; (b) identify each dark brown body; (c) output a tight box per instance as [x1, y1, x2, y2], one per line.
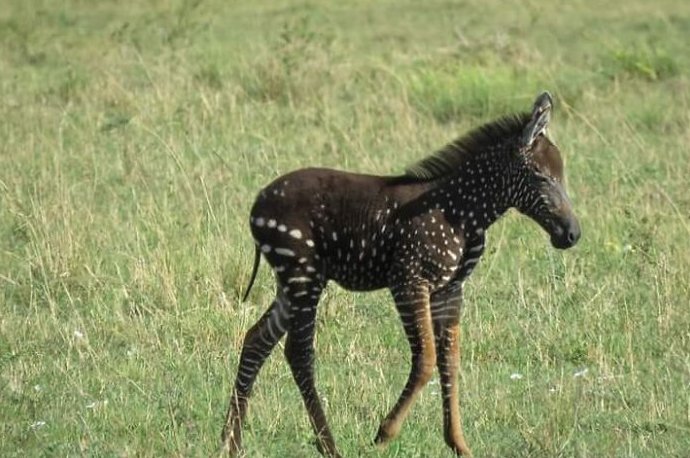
[251, 168, 470, 293]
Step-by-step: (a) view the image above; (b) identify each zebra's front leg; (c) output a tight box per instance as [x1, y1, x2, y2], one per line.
[432, 287, 472, 456]
[283, 284, 341, 458]
[222, 296, 290, 455]
[375, 284, 436, 446]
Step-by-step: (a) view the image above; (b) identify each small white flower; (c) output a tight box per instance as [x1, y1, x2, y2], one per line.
[33, 385, 42, 392]
[510, 373, 523, 380]
[30, 421, 46, 429]
[73, 330, 84, 339]
[574, 368, 588, 378]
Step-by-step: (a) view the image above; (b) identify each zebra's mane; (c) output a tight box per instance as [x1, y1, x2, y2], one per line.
[404, 112, 532, 180]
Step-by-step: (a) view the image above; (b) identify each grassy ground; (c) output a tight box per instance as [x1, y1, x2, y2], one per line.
[2, 0, 690, 456]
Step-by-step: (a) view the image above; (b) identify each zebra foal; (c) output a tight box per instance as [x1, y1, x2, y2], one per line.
[222, 92, 581, 456]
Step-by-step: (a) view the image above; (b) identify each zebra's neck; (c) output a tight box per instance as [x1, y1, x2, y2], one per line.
[424, 158, 510, 240]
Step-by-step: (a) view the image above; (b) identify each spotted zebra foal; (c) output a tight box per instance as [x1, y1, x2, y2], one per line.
[222, 92, 580, 457]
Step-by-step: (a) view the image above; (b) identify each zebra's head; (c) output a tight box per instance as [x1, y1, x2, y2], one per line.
[511, 92, 581, 249]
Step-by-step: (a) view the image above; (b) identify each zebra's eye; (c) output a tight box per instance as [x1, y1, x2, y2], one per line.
[534, 170, 557, 185]
[531, 171, 549, 185]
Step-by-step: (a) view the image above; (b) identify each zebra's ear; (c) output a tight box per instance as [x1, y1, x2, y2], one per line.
[521, 91, 553, 149]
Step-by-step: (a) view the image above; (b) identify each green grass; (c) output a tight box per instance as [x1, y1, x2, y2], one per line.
[2, 0, 690, 456]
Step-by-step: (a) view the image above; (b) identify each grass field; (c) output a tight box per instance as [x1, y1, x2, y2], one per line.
[2, 1, 690, 456]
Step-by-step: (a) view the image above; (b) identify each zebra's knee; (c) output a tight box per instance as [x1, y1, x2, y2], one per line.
[418, 363, 436, 385]
[417, 348, 437, 385]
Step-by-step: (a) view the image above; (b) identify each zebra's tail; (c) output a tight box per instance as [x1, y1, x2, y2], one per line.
[241, 245, 261, 302]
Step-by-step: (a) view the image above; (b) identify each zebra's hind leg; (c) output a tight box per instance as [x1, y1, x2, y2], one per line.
[222, 295, 291, 456]
[375, 284, 436, 446]
[282, 282, 342, 458]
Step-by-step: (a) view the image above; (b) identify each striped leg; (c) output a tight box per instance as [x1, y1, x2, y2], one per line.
[222, 296, 291, 455]
[432, 285, 471, 456]
[283, 283, 342, 458]
[375, 284, 436, 446]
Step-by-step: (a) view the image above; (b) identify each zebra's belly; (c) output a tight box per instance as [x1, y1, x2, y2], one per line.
[326, 264, 389, 292]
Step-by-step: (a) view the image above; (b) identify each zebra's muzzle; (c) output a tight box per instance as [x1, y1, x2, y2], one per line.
[548, 215, 581, 249]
